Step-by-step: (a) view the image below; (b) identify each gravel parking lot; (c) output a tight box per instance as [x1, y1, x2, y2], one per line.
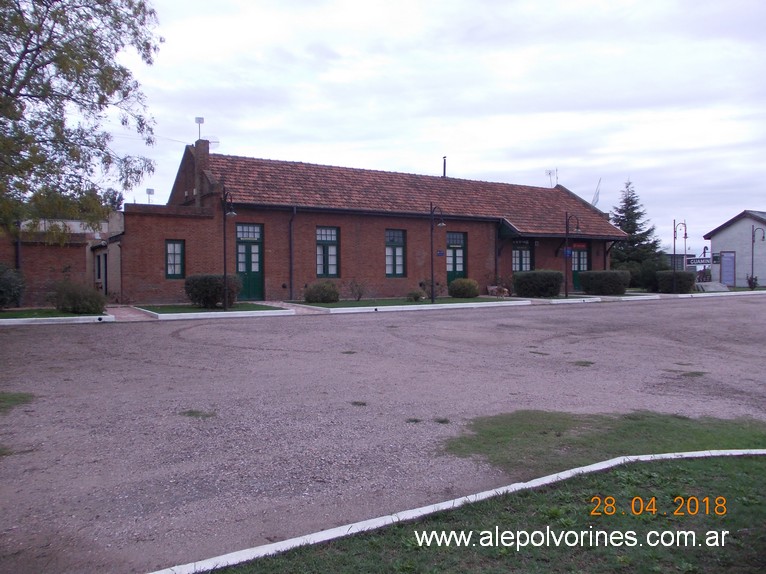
[1, 295, 765, 573]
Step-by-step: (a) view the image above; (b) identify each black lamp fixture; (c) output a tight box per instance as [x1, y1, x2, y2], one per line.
[430, 202, 446, 303]
[672, 219, 687, 293]
[751, 224, 765, 285]
[221, 179, 237, 311]
[564, 211, 581, 298]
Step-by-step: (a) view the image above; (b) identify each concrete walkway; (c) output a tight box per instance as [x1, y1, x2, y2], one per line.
[105, 305, 156, 322]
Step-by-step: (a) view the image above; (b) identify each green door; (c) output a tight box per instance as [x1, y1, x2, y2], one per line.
[236, 224, 264, 300]
[446, 232, 467, 285]
[571, 244, 589, 291]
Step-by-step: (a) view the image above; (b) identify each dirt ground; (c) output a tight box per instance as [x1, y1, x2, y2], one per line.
[0, 296, 764, 573]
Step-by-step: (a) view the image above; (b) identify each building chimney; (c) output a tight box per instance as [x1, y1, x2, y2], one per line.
[194, 139, 210, 208]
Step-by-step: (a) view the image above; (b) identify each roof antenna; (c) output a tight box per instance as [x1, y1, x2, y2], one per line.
[443, 156, 447, 178]
[545, 169, 558, 187]
[195, 116, 204, 140]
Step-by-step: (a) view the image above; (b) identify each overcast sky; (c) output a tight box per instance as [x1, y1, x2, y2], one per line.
[113, 0, 766, 255]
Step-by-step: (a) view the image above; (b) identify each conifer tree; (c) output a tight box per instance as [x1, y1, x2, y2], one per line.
[610, 181, 666, 287]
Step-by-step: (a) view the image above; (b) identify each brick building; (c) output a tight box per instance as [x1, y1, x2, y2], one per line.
[112, 140, 626, 304]
[0, 221, 106, 307]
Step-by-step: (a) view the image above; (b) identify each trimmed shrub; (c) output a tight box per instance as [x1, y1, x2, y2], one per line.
[448, 277, 480, 298]
[406, 290, 425, 302]
[656, 270, 696, 294]
[184, 274, 242, 308]
[614, 259, 669, 291]
[304, 280, 340, 303]
[49, 281, 106, 314]
[0, 263, 25, 309]
[513, 270, 563, 298]
[578, 270, 631, 296]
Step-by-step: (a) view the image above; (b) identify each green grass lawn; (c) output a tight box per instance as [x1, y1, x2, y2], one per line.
[139, 302, 283, 313]
[204, 411, 766, 574]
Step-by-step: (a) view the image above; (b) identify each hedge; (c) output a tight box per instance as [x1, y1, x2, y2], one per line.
[304, 280, 340, 303]
[48, 280, 106, 314]
[513, 270, 563, 298]
[184, 274, 242, 308]
[578, 270, 631, 295]
[0, 263, 25, 309]
[448, 277, 480, 298]
[656, 270, 696, 294]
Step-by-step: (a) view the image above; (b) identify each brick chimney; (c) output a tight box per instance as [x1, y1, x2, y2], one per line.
[194, 139, 210, 209]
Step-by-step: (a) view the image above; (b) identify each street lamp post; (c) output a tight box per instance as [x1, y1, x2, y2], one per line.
[673, 219, 687, 293]
[751, 224, 766, 285]
[429, 202, 446, 303]
[564, 211, 580, 298]
[221, 183, 237, 310]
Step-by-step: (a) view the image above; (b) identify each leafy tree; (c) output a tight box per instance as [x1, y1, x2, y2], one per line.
[0, 0, 162, 237]
[610, 181, 666, 288]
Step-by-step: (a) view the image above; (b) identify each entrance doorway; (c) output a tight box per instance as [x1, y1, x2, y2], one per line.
[236, 224, 264, 300]
[446, 232, 467, 285]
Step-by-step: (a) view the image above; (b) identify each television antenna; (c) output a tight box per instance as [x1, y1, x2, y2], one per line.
[591, 178, 601, 207]
[545, 169, 558, 187]
[195, 117, 204, 140]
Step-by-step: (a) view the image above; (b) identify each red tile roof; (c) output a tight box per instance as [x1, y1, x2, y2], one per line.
[208, 153, 626, 239]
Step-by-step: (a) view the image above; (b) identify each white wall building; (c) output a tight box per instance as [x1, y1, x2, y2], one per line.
[704, 210, 766, 287]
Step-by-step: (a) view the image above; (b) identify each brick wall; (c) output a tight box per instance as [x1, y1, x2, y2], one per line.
[0, 235, 88, 307]
[120, 200, 615, 304]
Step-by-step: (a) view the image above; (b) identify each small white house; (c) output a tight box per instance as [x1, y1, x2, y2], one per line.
[703, 210, 766, 287]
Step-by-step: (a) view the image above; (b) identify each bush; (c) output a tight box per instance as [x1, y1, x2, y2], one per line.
[656, 271, 696, 294]
[304, 280, 340, 303]
[344, 278, 367, 301]
[578, 271, 631, 296]
[49, 280, 106, 314]
[184, 274, 242, 308]
[0, 263, 25, 309]
[406, 290, 425, 302]
[448, 277, 480, 298]
[614, 259, 669, 291]
[513, 270, 563, 298]
[746, 275, 758, 290]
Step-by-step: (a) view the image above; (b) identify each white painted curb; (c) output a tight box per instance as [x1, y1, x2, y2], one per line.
[326, 300, 532, 314]
[137, 309, 295, 320]
[602, 294, 662, 302]
[549, 297, 601, 304]
[0, 314, 115, 326]
[146, 449, 766, 574]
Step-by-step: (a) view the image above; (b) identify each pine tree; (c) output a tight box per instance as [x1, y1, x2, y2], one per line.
[610, 181, 666, 287]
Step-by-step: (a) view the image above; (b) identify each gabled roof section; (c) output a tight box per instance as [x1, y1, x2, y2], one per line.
[703, 210, 766, 239]
[207, 153, 627, 239]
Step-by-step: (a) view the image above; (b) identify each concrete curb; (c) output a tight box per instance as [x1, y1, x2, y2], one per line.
[549, 297, 601, 305]
[0, 314, 114, 326]
[136, 308, 295, 320]
[146, 449, 766, 574]
[324, 300, 532, 314]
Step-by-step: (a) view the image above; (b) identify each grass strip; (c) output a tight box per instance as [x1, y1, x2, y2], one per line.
[0, 308, 102, 318]
[201, 411, 765, 573]
[208, 457, 765, 574]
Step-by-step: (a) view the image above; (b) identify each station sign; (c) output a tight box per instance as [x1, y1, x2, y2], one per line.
[686, 257, 711, 265]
